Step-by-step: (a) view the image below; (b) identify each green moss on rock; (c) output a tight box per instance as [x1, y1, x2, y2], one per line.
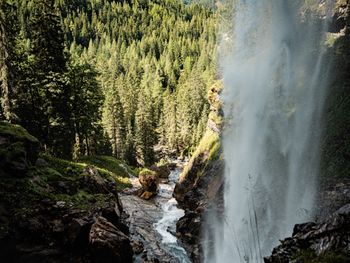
[0, 121, 38, 143]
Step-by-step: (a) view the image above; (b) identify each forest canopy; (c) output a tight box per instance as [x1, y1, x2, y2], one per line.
[0, 0, 218, 166]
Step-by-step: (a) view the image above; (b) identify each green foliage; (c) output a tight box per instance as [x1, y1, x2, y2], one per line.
[41, 154, 132, 189]
[60, 0, 218, 164]
[1, 0, 218, 165]
[78, 155, 136, 178]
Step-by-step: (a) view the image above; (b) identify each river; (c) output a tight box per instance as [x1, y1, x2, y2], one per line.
[120, 165, 191, 263]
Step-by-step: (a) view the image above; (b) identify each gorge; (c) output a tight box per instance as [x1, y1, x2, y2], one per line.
[0, 0, 350, 263]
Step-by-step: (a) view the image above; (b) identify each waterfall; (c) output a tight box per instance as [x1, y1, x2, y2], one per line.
[206, 1, 333, 262]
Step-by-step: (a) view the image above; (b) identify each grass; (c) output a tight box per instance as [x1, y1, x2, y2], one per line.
[0, 154, 134, 228]
[42, 154, 132, 190]
[192, 129, 221, 161]
[78, 155, 136, 178]
[180, 130, 221, 181]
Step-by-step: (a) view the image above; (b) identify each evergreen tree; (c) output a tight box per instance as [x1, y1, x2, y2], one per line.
[135, 90, 156, 166]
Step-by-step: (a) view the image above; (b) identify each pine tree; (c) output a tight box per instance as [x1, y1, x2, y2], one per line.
[135, 89, 155, 166]
[67, 60, 103, 158]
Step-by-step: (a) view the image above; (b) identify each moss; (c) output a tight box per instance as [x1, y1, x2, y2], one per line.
[0, 121, 38, 143]
[181, 130, 221, 180]
[39, 154, 131, 190]
[294, 250, 350, 263]
[28, 166, 65, 182]
[192, 130, 220, 161]
[325, 32, 343, 48]
[53, 191, 115, 210]
[78, 155, 136, 178]
[0, 141, 26, 161]
[139, 168, 157, 177]
[208, 111, 222, 127]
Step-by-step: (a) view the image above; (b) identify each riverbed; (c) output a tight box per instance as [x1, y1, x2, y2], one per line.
[120, 166, 191, 263]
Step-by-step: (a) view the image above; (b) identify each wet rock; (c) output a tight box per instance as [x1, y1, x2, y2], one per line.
[264, 203, 350, 263]
[132, 240, 144, 254]
[89, 216, 133, 263]
[329, 1, 349, 33]
[140, 191, 156, 200]
[174, 155, 224, 263]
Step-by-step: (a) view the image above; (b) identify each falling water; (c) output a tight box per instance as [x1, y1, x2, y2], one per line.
[206, 1, 333, 262]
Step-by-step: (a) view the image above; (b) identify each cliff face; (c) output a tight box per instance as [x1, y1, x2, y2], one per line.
[173, 82, 224, 262]
[266, 1, 350, 261]
[317, 0, 350, 217]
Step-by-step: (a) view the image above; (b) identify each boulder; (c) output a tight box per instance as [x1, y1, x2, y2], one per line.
[138, 169, 158, 199]
[149, 164, 170, 179]
[264, 203, 350, 263]
[0, 122, 39, 176]
[89, 216, 133, 263]
[80, 166, 110, 194]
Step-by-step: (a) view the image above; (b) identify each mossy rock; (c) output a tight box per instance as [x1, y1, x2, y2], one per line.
[0, 121, 39, 143]
[0, 122, 40, 176]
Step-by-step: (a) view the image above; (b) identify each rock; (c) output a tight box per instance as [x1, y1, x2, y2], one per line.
[264, 203, 350, 263]
[0, 122, 40, 176]
[173, 154, 224, 263]
[149, 164, 170, 179]
[80, 166, 110, 194]
[140, 191, 156, 200]
[52, 219, 64, 233]
[66, 218, 92, 246]
[139, 169, 158, 192]
[35, 158, 48, 167]
[89, 216, 133, 263]
[138, 169, 158, 199]
[54, 201, 66, 209]
[132, 240, 144, 254]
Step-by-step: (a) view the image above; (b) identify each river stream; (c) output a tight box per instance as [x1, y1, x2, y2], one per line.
[120, 165, 191, 263]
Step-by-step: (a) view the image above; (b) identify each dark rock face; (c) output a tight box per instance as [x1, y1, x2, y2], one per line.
[321, 0, 350, 186]
[174, 155, 224, 263]
[0, 200, 133, 263]
[89, 216, 133, 263]
[264, 204, 350, 263]
[173, 82, 224, 263]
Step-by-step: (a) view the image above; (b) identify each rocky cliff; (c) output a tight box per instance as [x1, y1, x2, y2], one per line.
[173, 81, 224, 262]
[266, 1, 350, 261]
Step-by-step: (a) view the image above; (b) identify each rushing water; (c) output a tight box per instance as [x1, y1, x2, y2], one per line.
[121, 165, 191, 262]
[154, 168, 191, 263]
[206, 1, 333, 262]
